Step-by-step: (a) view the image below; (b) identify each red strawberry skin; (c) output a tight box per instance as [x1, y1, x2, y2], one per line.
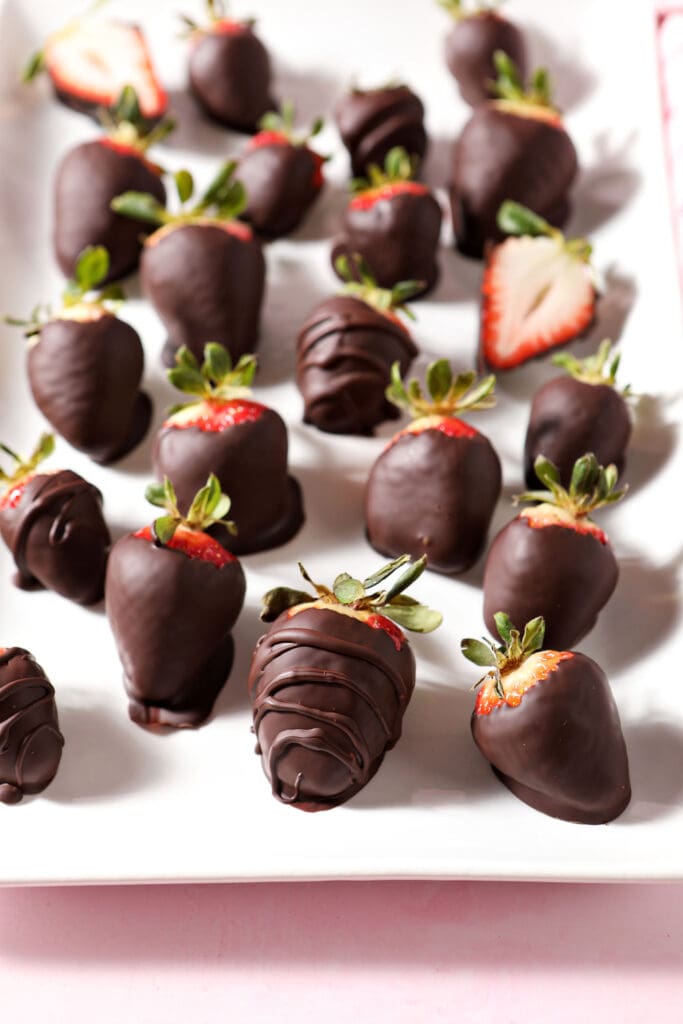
[366, 423, 501, 574]
[105, 529, 245, 727]
[189, 24, 273, 132]
[54, 139, 166, 282]
[482, 514, 618, 650]
[238, 137, 324, 239]
[472, 652, 631, 824]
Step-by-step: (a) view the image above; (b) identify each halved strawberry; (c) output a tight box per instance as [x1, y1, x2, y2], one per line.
[480, 201, 596, 370]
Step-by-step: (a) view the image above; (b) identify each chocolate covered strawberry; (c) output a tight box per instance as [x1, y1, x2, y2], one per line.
[183, 0, 273, 132]
[481, 202, 596, 370]
[249, 555, 442, 811]
[7, 247, 151, 465]
[106, 475, 246, 728]
[525, 341, 632, 488]
[24, 14, 167, 121]
[0, 647, 64, 805]
[153, 343, 303, 555]
[237, 102, 326, 239]
[335, 83, 427, 178]
[438, 2, 527, 107]
[450, 53, 578, 257]
[0, 434, 110, 604]
[112, 162, 265, 367]
[462, 613, 631, 823]
[53, 86, 172, 283]
[366, 360, 500, 574]
[331, 147, 443, 297]
[483, 454, 625, 649]
[297, 255, 420, 435]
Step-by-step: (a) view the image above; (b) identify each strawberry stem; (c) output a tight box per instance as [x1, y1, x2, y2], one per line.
[258, 101, 325, 148]
[515, 453, 627, 518]
[351, 146, 419, 194]
[461, 614, 546, 694]
[335, 254, 422, 321]
[552, 339, 630, 393]
[491, 50, 555, 111]
[145, 474, 237, 545]
[437, 0, 506, 20]
[0, 433, 55, 489]
[497, 201, 593, 263]
[386, 359, 496, 420]
[166, 344, 257, 412]
[112, 160, 247, 229]
[100, 86, 176, 152]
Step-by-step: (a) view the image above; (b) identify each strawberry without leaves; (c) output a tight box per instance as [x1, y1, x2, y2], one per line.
[335, 83, 427, 178]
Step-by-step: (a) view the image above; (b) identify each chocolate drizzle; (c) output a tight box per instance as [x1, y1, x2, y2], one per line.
[0, 647, 64, 804]
[248, 607, 415, 811]
[296, 295, 418, 435]
[0, 471, 110, 604]
[334, 85, 427, 177]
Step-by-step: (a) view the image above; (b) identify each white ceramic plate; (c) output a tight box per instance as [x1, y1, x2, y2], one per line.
[0, 0, 681, 885]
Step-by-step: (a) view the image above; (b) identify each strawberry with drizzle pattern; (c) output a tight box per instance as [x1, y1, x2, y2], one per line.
[0, 434, 110, 605]
[450, 53, 578, 258]
[183, 0, 273, 132]
[334, 83, 427, 178]
[153, 343, 303, 555]
[462, 613, 631, 823]
[7, 246, 151, 465]
[106, 475, 246, 729]
[481, 201, 597, 370]
[483, 454, 625, 650]
[438, 2, 527, 107]
[237, 102, 326, 239]
[112, 162, 265, 367]
[249, 555, 441, 811]
[366, 360, 500, 574]
[331, 147, 442, 297]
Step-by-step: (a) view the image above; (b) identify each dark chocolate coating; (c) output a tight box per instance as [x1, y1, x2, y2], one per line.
[153, 408, 304, 555]
[29, 314, 151, 465]
[0, 471, 110, 605]
[238, 143, 321, 239]
[54, 140, 165, 282]
[140, 223, 266, 367]
[445, 13, 527, 107]
[296, 295, 418, 435]
[188, 26, 273, 132]
[483, 516, 618, 649]
[0, 648, 64, 804]
[248, 606, 415, 811]
[450, 106, 578, 258]
[524, 378, 632, 488]
[334, 85, 427, 177]
[331, 190, 443, 297]
[106, 534, 246, 727]
[365, 427, 502, 574]
[472, 653, 631, 824]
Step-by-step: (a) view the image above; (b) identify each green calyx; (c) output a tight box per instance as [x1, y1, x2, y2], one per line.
[491, 50, 556, 111]
[0, 433, 55, 489]
[335, 254, 422, 321]
[461, 613, 545, 695]
[145, 473, 236, 546]
[22, 0, 109, 84]
[351, 146, 419, 194]
[386, 359, 496, 420]
[167, 343, 257, 411]
[180, 1, 254, 35]
[99, 85, 176, 152]
[517, 453, 627, 518]
[497, 201, 593, 263]
[260, 554, 443, 634]
[258, 100, 324, 149]
[111, 160, 247, 230]
[437, 0, 504, 21]
[4, 246, 123, 337]
[553, 339, 630, 393]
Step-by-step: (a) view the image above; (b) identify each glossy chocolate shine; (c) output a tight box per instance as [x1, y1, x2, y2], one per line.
[0, 648, 64, 804]
[445, 13, 528, 107]
[366, 427, 502, 574]
[0, 471, 110, 604]
[153, 407, 304, 555]
[239, 144, 321, 239]
[450, 107, 578, 258]
[472, 652, 631, 824]
[332, 190, 442, 296]
[106, 534, 246, 727]
[335, 85, 427, 177]
[29, 315, 151, 464]
[297, 295, 418, 435]
[189, 27, 273, 132]
[141, 223, 265, 367]
[248, 606, 415, 811]
[524, 378, 632, 488]
[483, 516, 618, 650]
[54, 140, 165, 282]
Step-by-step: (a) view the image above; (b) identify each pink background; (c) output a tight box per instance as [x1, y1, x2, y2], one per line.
[0, 6, 681, 1020]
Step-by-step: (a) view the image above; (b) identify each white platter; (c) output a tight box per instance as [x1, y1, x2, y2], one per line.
[0, 0, 681, 885]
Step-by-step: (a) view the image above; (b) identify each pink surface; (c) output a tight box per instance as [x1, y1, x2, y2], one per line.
[0, 882, 682, 1022]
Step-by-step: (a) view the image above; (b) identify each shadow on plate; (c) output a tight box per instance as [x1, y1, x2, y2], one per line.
[625, 393, 680, 494]
[569, 133, 641, 237]
[273, 64, 341, 126]
[526, 24, 598, 112]
[160, 88, 244, 159]
[212, 602, 265, 720]
[620, 718, 683, 824]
